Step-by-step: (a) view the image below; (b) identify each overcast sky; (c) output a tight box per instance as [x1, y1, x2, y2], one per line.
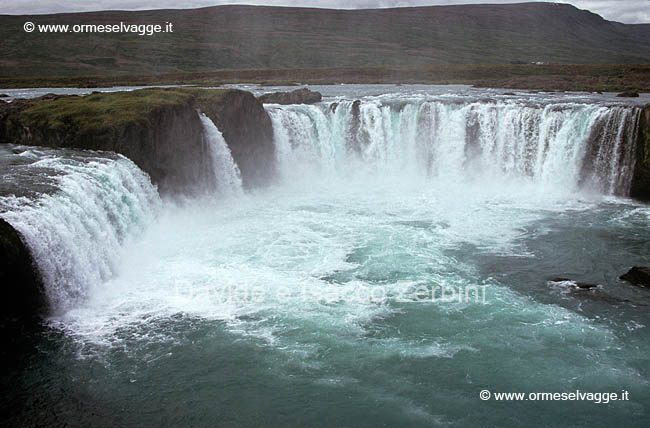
[1, 1, 649, 24]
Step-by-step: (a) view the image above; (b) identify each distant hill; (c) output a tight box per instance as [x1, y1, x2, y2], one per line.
[1, 2, 650, 77]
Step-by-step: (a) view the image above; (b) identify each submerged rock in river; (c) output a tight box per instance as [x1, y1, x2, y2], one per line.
[620, 267, 650, 287]
[549, 278, 598, 289]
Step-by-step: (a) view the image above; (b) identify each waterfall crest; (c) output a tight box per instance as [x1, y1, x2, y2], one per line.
[267, 100, 640, 195]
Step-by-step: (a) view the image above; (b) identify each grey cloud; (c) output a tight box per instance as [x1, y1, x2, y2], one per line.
[1, 1, 649, 24]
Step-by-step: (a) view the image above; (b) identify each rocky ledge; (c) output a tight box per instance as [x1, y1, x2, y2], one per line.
[617, 91, 640, 98]
[258, 88, 322, 105]
[0, 88, 275, 193]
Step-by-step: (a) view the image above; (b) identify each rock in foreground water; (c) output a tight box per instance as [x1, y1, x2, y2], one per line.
[549, 278, 598, 289]
[620, 267, 650, 287]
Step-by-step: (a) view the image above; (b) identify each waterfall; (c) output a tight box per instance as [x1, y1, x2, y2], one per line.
[199, 113, 243, 196]
[266, 100, 640, 195]
[0, 152, 160, 313]
[0, 115, 241, 314]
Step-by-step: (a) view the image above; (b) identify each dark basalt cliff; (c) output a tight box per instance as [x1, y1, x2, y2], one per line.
[630, 105, 650, 201]
[197, 90, 275, 188]
[0, 88, 275, 193]
[0, 218, 45, 344]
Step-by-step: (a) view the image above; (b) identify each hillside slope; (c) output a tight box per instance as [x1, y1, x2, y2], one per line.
[1, 2, 650, 77]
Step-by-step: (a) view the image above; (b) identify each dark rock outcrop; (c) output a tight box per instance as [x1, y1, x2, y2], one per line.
[0, 94, 9, 98]
[617, 91, 640, 98]
[0, 218, 45, 373]
[620, 266, 650, 287]
[258, 88, 322, 105]
[0, 218, 45, 327]
[344, 100, 367, 154]
[0, 88, 275, 192]
[630, 105, 650, 200]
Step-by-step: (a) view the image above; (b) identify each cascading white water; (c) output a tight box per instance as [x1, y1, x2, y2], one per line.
[266, 99, 640, 195]
[0, 115, 242, 314]
[199, 113, 243, 195]
[0, 152, 160, 313]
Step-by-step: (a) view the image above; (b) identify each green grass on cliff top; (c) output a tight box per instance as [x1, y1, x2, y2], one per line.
[21, 88, 230, 137]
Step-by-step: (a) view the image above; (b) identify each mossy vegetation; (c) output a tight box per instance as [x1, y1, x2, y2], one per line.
[19, 88, 230, 140]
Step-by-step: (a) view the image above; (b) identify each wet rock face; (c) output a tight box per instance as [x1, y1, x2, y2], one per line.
[114, 103, 208, 195]
[346, 100, 363, 153]
[258, 88, 322, 105]
[201, 90, 275, 188]
[620, 267, 650, 287]
[0, 218, 45, 371]
[0, 218, 45, 324]
[629, 105, 650, 200]
[616, 91, 640, 98]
